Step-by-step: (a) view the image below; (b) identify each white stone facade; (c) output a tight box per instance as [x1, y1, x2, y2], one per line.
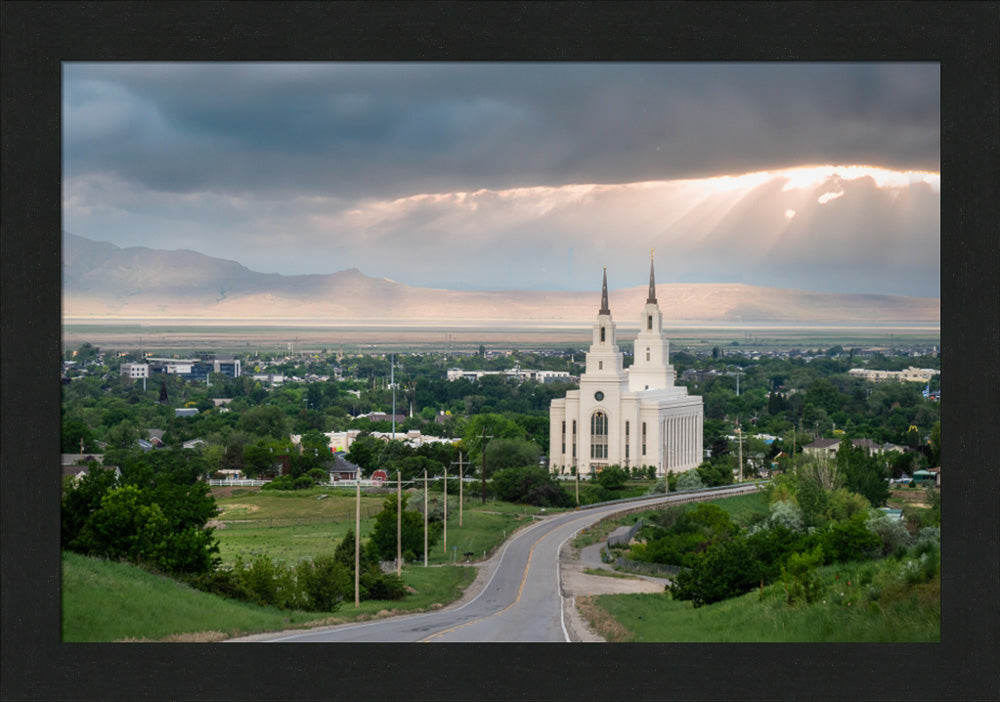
[549, 260, 703, 477]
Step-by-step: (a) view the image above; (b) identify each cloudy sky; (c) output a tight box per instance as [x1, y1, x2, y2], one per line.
[63, 62, 940, 297]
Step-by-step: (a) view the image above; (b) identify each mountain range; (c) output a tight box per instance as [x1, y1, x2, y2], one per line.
[62, 233, 939, 325]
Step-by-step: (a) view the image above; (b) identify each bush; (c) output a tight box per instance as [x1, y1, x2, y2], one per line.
[492, 465, 574, 507]
[232, 554, 301, 609]
[780, 546, 825, 605]
[597, 465, 629, 490]
[262, 475, 299, 490]
[360, 566, 407, 600]
[676, 470, 705, 491]
[767, 500, 805, 532]
[866, 512, 913, 557]
[669, 536, 759, 607]
[295, 555, 351, 611]
[819, 513, 881, 563]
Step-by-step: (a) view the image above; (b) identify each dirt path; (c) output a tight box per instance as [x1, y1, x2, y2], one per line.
[558, 540, 670, 642]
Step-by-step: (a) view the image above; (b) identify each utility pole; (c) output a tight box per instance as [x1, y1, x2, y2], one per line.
[737, 417, 744, 483]
[455, 452, 465, 527]
[423, 469, 428, 567]
[396, 470, 402, 577]
[391, 354, 396, 439]
[443, 465, 448, 553]
[354, 476, 360, 607]
[479, 428, 493, 505]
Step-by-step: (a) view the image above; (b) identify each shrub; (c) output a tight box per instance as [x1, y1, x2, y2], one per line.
[360, 566, 407, 600]
[819, 513, 881, 563]
[768, 499, 805, 532]
[232, 554, 301, 609]
[669, 536, 759, 607]
[676, 470, 705, 491]
[262, 475, 299, 490]
[295, 555, 350, 611]
[492, 465, 575, 507]
[597, 465, 629, 490]
[866, 512, 913, 557]
[780, 546, 825, 605]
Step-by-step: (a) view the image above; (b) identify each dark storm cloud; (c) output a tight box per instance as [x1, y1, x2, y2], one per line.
[64, 62, 939, 199]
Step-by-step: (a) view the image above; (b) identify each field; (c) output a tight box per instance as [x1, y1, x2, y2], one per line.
[212, 486, 554, 566]
[62, 321, 939, 355]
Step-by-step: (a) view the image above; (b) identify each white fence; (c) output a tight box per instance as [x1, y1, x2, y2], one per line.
[208, 479, 268, 487]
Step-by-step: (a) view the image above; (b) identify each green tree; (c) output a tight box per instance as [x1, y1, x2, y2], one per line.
[596, 465, 629, 490]
[484, 437, 541, 476]
[491, 465, 574, 507]
[368, 493, 432, 562]
[61, 417, 97, 453]
[237, 405, 289, 440]
[837, 439, 889, 507]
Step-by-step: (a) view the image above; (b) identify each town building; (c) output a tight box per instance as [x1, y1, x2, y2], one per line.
[120, 362, 149, 379]
[802, 438, 904, 458]
[147, 355, 241, 381]
[446, 368, 573, 383]
[549, 258, 703, 477]
[847, 367, 938, 383]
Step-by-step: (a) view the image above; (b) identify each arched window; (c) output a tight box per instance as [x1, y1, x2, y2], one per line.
[647, 314, 653, 330]
[591, 411, 608, 459]
[600, 326, 606, 342]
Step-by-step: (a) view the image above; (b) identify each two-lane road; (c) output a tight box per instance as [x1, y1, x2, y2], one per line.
[255, 485, 759, 642]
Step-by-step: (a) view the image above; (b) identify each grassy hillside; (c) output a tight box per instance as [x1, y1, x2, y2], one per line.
[580, 557, 940, 642]
[62, 551, 476, 642]
[62, 551, 329, 641]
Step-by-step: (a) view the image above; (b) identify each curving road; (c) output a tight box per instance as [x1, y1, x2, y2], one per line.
[255, 485, 759, 643]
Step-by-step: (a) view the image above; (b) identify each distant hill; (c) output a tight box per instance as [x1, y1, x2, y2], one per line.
[62, 233, 939, 324]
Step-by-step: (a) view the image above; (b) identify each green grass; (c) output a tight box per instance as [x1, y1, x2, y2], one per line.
[62, 550, 476, 641]
[418, 503, 541, 565]
[214, 486, 385, 523]
[214, 488, 547, 567]
[583, 567, 641, 580]
[584, 559, 940, 642]
[62, 551, 332, 641]
[706, 490, 769, 519]
[215, 521, 376, 566]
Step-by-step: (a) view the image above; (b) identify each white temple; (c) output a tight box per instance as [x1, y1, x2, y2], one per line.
[548, 256, 703, 476]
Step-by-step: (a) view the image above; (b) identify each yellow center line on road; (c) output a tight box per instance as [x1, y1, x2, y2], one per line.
[418, 525, 552, 642]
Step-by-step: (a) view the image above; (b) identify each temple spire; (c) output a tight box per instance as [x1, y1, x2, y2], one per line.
[647, 249, 657, 304]
[599, 267, 610, 315]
